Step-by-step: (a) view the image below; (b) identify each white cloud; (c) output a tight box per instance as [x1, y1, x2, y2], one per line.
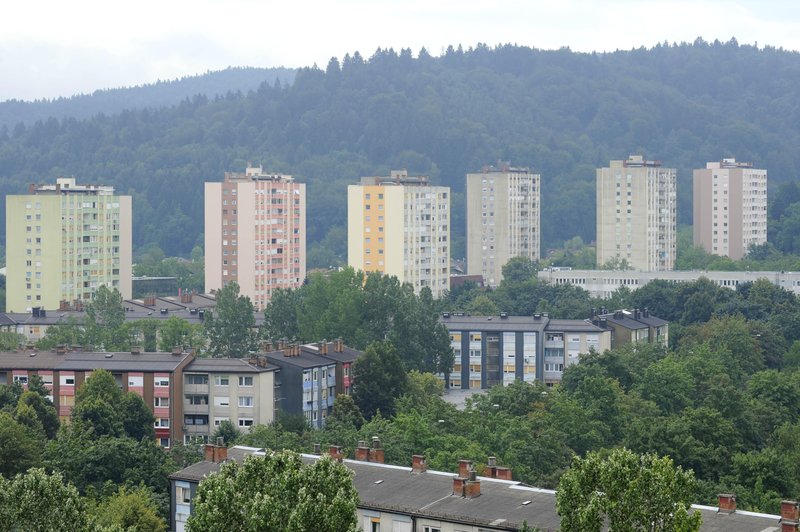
[1, 0, 799, 100]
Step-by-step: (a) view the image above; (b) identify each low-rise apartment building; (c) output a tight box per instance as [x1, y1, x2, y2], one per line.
[440, 314, 611, 388]
[180, 358, 278, 444]
[0, 348, 194, 447]
[169, 443, 790, 532]
[537, 268, 800, 298]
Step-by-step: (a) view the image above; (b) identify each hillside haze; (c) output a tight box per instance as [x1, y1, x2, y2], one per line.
[1, 39, 799, 265]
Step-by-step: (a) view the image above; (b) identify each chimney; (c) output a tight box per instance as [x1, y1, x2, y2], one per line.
[495, 466, 512, 481]
[55, 344, 67, 355]
[355, 441, 369, 461]
[452, 475, 466, 496]
[131, 345, 142, 354]
[485, 456, 497, 478]
[458, 459, 473, 479]
[313, 443, 321, 455]
[370, 436, 385, 463]
[335, 338, 344, 353]
[328, 445, 343, 462]
[319, 340, 328, 355]
[204, 441, 228, 463]
[464, 470, 481, 498]
[782, 501, 800, 532]
[717, 494, 736, 514]
[411, 454, 427, 473]
[283, 345, 292, 357]
[172, 346, 183, 356]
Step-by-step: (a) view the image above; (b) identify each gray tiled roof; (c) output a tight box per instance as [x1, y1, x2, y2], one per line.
[168, 447, 785, 532]
[185, 358, 277, 374]
[0, 350, 192, 372]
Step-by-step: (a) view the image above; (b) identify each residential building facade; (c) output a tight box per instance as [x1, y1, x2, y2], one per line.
[440, 314, 611, 389]
[596, 155, 677, 271]
[693, 158, 768, 260]
[0, 348, 194, 448]
[205, 166, 306, 310]
[348, 171, 450, 298]
[466, 163, 540, 286]
[181, 358, 277, 444]
[5, 177, 132, 312]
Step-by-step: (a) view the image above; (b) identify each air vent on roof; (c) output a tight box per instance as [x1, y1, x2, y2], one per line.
[29, 352, 37, 357]
[522, 500, 531, 506]
[160, 308, 168, 315]
[374, 480, 384, 484]
[104, 353, 113, 358]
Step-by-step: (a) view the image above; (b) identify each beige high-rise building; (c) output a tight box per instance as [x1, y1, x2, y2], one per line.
[596, 155, 676, 271]
[466, 163, 540, 286]
[5, 178, 132, 312]
[348, 170, 450, 298]
[693, 158, 767, 260]
[205, 166, 306, 310]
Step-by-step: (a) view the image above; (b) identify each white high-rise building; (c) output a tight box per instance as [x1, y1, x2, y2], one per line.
[466, 163, 540, 286]
[348, 170, 450, 298]
[693, 158, 767, 260]
[596, 155, 676, 271]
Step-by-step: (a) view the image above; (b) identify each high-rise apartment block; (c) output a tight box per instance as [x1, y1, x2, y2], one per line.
[205, 166, 306, 310]
[596, 155, 676, 271]
[348, 171, 450, 298]
[5, 178, 132, 312]
[466, 163, 540, 286]
[693, 158, 767, 260]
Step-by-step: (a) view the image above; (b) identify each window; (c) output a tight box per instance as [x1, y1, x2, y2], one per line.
[185, 374, 208, 385]
[13, 375, 28, 385]
[154, 418, 170, 428]
[128, 376, 143, 387]
[159, 438, 170, 448]
[155, 377, 170, 387]
[424, 527, 442, 532]
[238, 418, 254, 427]
[214, 375, 229, 386]
[60, 375, 75, 386]
[214, 396, 230, 406]
[238, 396, 253, 407]
[60, 395, 75, 407]
[184, 415, 209, 425]
[213, 417, 230, 426]
[238, 376, 253, 387]
[154, 397, 169, 407]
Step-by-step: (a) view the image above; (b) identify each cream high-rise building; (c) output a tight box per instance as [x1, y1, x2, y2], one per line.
[596, 155, 676, 271]
[5, 178, 132, 312]
[205, 166, 306, 310]
[466, 163, 540, 286]
[348, 170, 450, 298]
[693, 158, 767, 260]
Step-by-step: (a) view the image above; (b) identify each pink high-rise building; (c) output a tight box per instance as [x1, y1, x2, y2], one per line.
[205, 166, 306, 310]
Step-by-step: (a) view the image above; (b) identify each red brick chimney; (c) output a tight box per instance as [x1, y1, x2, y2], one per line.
[718, 494, 736, 514]
[335, 338, 344, 353]
[458, 459, 473, 479]
[452, 475, 466, 496]
[370, 436, 385, 464]
[355, 441, 369, 461]
[172, 346, 183, 356]
[319, 341, 328, 355]
[328, 445, 343, 462]
[412, 454, 427, 473]
[495, 466, 512, 481]
[485, 456, 497, 478]
[464, 470, 481, 498]
[204, 441, 228, 463]
[782, 500, 800, 531]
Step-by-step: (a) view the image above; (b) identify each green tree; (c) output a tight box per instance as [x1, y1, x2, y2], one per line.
[556, 448, 702, 532]
[0, 331, 23, 350]
[0, 412, 43, 477]
[157, 316, 206, 352]
[186, 451, 359, 532]
[92, 486, 167, 532]
[261, 288, 301, 342]
[0, 468, 89, 531]
[329, 394, 365, 429]
[211, 419, 241, 446]
[84, 285, 127, 350]
[120, 391, 156, 441]
[16, 389, 59, 439]
[351, 341, 409, 419]
[205, 282, 257, 358]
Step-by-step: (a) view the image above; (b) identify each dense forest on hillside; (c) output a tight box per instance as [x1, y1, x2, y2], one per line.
[0, 67, 296, 131]
[2, 40, 800, 264]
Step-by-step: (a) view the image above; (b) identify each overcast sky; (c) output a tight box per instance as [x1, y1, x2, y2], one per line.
[2, 0, 799, 102]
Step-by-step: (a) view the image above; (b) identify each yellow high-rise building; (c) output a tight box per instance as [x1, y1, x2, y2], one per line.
[5, 178, 132, 312]
[348, 170, 450, 298]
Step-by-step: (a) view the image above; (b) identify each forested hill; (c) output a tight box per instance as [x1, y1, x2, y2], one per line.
[1, 40, 800, 264]
[0, 67, 296, 130]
